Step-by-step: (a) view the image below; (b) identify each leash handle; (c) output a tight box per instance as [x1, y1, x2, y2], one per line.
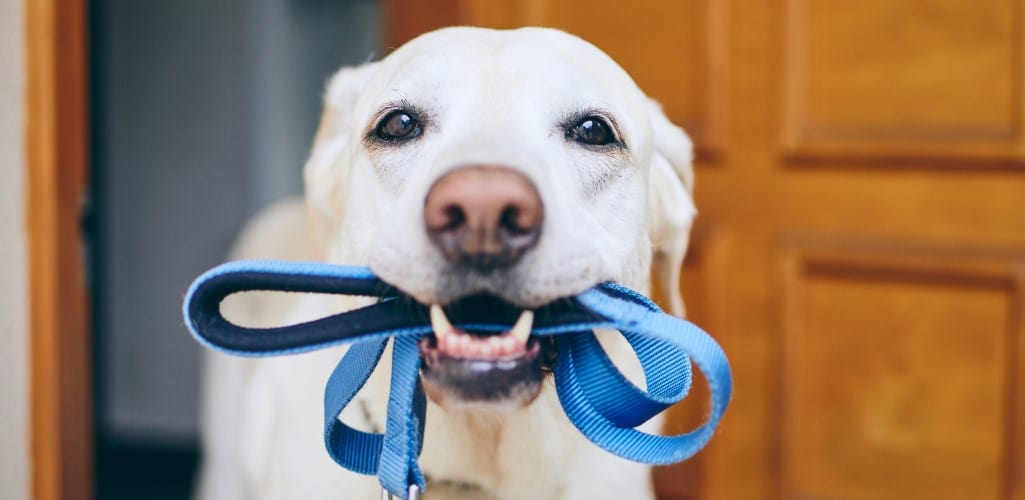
[183, 260, 410, 355]
[183, 260, 607, 356]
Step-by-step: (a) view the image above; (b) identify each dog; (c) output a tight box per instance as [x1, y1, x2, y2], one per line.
[193, 26, 696, 500]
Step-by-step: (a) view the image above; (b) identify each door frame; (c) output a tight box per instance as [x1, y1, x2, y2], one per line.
[25, 0, 93, 499]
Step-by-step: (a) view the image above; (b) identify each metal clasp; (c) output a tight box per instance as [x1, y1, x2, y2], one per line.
[381, 485, 421, 500]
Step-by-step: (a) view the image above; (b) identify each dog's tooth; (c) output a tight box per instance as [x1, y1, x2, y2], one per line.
[430, 304, 454, 341]
[500, 337, 512, 351]
[496, 337, 511, 356]
[467, 339, 483, 358]
[456, 334, 472, 354]
[509, 310, 534, 346]
[486, 336, 502, 355]
[500, 336, 518, 355]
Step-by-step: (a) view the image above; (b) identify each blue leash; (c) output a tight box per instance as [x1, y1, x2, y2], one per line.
[183, 260, 732, 499]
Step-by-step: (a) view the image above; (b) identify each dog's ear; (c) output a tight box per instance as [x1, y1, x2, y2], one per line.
[304, 63, 379, 256]
[646, 100, 696, 317]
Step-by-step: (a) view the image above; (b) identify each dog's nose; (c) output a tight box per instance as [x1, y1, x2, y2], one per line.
[424, 165, 543, 271]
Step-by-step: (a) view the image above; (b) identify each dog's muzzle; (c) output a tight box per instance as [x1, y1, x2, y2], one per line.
[424, 165, 543, 272]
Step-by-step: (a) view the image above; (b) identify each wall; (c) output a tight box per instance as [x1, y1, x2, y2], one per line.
[0, 0, 27, 497]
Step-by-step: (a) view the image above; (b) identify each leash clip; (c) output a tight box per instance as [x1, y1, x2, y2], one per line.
[381, 485, 421, 500]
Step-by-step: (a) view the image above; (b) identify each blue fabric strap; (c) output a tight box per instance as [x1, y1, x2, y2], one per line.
[183, 260, 732, 499]
[323, 339, 387, 475]
[380, 336, 427, 494]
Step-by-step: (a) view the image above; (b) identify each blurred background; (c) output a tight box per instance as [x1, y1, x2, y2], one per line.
[89, 1, 378, 499]
[6, 0, 1025, 499]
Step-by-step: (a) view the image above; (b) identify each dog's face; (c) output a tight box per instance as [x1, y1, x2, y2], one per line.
[305, 27, 695, 411]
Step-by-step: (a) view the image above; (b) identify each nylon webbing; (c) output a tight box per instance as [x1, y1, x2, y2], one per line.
[184, 260, 732, 499]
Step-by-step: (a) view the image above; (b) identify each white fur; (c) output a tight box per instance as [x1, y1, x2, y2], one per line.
[194, 27, 695, 500]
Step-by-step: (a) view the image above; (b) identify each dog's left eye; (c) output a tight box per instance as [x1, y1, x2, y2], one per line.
[567, 116, 617, 146]
[375, 110, 422, 141]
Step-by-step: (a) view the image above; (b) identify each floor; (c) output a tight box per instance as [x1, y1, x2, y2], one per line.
[96, 439, 199, 500]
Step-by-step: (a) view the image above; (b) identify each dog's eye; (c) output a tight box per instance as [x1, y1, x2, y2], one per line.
[375, 110, 422, 141]
[567, 116, 616, 146]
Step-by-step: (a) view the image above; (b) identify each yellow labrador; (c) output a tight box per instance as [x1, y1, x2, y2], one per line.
[195, 27, 695, 500]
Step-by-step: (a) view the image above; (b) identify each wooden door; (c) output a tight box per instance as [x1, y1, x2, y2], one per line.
[26, 0, 93, 499]
[385, 1, 1025, 499]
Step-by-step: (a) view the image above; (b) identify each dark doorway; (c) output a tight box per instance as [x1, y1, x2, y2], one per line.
[88, 2, 380, 498]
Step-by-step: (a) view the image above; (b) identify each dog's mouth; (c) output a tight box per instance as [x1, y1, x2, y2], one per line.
[416, 294, 558, 411]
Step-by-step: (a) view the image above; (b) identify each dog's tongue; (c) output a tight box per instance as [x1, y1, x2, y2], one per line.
[431, 305, 532, 360]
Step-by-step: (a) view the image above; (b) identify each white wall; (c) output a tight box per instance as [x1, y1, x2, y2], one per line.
[0, 0, 28, 498]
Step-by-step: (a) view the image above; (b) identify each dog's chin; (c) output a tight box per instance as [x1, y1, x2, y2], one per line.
[415, 293, 559, 412]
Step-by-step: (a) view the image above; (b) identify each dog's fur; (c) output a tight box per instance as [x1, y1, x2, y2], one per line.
[194, 27, 696, 500]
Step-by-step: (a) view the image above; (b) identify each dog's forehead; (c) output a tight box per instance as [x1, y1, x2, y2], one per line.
[366, 27, 646, 116]
[400, 28, 622, 75]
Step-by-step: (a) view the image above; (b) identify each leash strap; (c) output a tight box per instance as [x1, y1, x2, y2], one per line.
[184, 260, 732, 499]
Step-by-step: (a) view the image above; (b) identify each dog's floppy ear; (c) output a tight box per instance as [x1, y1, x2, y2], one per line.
[646, 100, 696, 317]
[304, 63, 379, 256]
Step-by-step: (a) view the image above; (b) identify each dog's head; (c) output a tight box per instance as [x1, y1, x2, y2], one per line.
[305, 27, 695, 411]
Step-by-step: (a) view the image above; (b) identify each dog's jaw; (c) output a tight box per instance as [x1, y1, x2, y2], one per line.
[418, 305, 547, 410]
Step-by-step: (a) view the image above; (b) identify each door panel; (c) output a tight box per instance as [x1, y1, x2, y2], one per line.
[784, 0, 1024, 160]
[385, 1, 1025, 498]
[780, 244, 1025, 500]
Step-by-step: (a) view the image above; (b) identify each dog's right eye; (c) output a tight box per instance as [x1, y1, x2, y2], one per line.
[374, 110, 422, 141]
